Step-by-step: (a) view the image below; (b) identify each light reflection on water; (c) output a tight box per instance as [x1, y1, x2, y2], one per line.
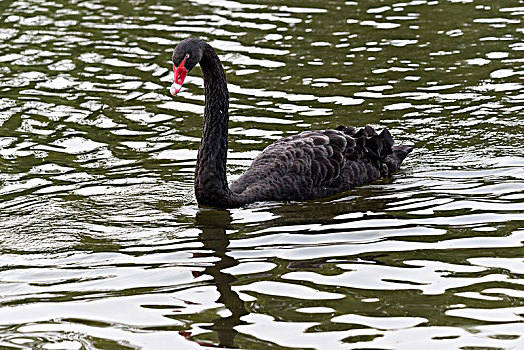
[0, 0, 523, 349]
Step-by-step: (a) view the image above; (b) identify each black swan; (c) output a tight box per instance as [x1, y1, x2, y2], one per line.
[170, 38, 412, 208]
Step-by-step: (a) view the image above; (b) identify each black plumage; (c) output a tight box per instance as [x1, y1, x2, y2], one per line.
[170, 38, 413, 208]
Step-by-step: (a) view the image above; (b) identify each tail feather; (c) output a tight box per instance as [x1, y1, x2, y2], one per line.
[337, 124, 412, 176]
[385, 145, 413, 174]
[348, 124, 394, 161]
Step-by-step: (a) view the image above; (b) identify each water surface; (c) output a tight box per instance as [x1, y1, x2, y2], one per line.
[0, 0, 523, 349]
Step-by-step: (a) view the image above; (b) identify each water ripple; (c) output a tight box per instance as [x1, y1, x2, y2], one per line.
[0, 0, 523, 348]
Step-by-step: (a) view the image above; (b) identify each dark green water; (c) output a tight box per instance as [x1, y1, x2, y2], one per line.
[0, 0, 523, 349]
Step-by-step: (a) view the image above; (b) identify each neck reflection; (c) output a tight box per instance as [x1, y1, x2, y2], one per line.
[195, 209, 248, 348]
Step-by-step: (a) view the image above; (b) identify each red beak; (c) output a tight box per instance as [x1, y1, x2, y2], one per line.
[170, 56, 188, 95]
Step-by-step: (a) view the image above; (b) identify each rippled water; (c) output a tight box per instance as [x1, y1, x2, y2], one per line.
[1, 0, 523, 348]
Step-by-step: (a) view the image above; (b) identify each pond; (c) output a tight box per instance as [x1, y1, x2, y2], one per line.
[0, 0, 523, 348]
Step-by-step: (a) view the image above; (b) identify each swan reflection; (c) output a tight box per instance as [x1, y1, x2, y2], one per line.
[179, 209, 248, 347]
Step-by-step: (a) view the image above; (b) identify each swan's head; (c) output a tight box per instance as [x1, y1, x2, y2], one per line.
[170, 38, 203, 95]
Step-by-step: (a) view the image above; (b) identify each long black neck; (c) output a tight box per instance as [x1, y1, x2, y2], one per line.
[194, 43, 239, 207]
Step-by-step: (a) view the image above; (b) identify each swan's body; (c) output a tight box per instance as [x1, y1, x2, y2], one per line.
[170, 38, 412, 208]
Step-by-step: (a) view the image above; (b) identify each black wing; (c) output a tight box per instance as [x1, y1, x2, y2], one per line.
[230, 125, 408, 202]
